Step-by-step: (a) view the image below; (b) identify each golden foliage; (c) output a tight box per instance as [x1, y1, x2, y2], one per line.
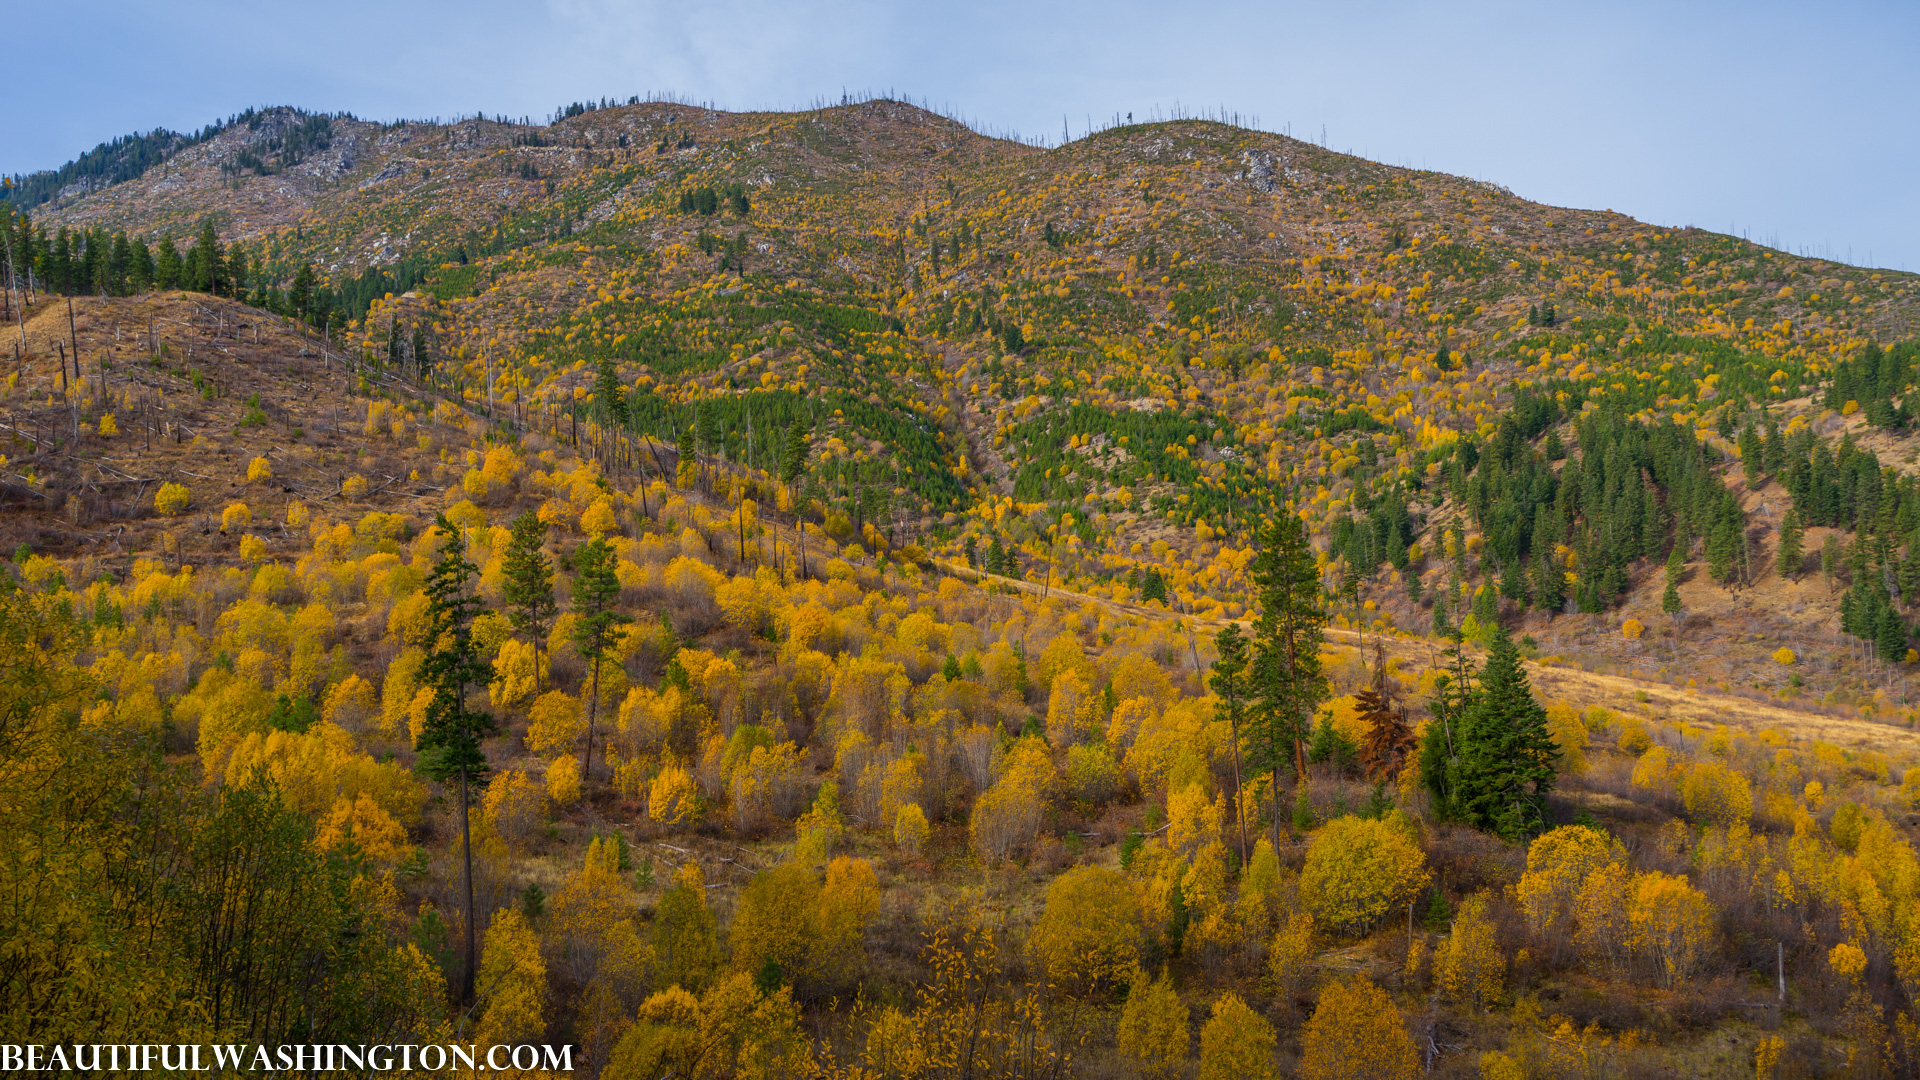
[1517, 825, 1625, 940]
[154, 481, 190, 515]
[1299, 975, 1418, 1080]
[1196, 992, 1277, 1080]
[546, 754, 582, 805]
[894, 802, 929, 856]
[475, 907, 546, 1048]
[1027, 865, 1143, 995]
[1117, 968, 1188, 1078]
[1627, 871, 1716, 987]
[1299, 814, 1430, 937]
[1436, 894, 1503, 1007]
[525, 689, 583, 757]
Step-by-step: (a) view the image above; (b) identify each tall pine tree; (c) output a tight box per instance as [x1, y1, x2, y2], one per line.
[1208, 623, 1252, 863]
[500, 511, 557, 692]
[1246, 514, 1328, 846]
[570, 535, 630, 780]
[414, 514, 499, 1004]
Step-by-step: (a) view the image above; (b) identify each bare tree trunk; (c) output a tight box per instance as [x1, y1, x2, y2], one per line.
[460, 767, 477, 1004]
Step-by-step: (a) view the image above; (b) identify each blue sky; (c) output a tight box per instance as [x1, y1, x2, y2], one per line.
[9, 0, 1917, 270]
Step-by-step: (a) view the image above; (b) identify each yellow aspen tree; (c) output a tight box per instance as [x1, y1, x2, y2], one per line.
[1026, 865, 1143, 995]
[315, 792, 409, 864]
[1117, 968, 1189, 1078]
[474, 907, 546, 1049]
[1197, 992, 1278, 1080]
[1298, 975, 1418, 1080]
[1574, 862, 1634, 974]
[816, 856, 881, 977]
[653, 862, 720, 991]
[1627, 871, 1716, 987]
[525, 690, 583, 757]
[1267, 911, 1315, 994]
[1516, 825, 1625, 941]
[546, 755, 582, 806]
[730, 863, 821, 986]
[894, 802, 929, 856]
[1299, 814, 1429, 936]
[1437, 893, 1503, 1006]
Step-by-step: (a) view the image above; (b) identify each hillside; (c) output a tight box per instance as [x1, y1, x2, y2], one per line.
[7, 99, 1920, 1078]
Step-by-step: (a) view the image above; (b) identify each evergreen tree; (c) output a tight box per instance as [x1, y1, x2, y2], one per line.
[1499, 560, 1529, 608]
[290, 263, 316, 324]
[1140, 566, 1164, 602]
[130, 237, 154, 291]
[594, 356, 629, 429]
[154, 236, 181, 290]
[1208, 623, 1252, 862]
[1246, 514, 1328, 845]
[1661, 578, 1683, 616]
[414, 514, 500, 1004]
[1776, 511, 1804, 581]
[1419, 635, 1475, 816]
[188, 220, 221, 294]
[570, 536, 631, 781]
[1448, 627, 1557, 840]
[1532, 548, 1564, 615]
[780, 420, 810, 490]
[962, 535, 978, 569]
[1739, 424, 1765, 489]
[676, 424, 697, 486]
[500, 511, 558, 692]
[1879, 605, 1910, 664]
[1664, 540, 1687, 586]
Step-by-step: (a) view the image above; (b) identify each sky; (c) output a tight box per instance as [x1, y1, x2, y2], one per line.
[8, 0, 1918, 270]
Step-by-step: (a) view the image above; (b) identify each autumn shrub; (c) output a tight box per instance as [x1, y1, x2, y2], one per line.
[154, 482, 190, 516]
[1627, 871, 1716, 987]
[546, 754, 582, 805]
[1299, 813, 1430, 937]
[1267, 911, 1315, 993]
[731, 862, 822, 985]
[1299, 975, 1418, 1080]
[1516, 825, 1625, 942]
[1436, 893, 1503, 1006]
[894, 802, 929, 855]
[1678, 760, 1753, 826]
[1197, 992, 1277, 1080]
[1026, 865, 1143, 995]
[1117, 968, 1188, 1078]
[525, 689, 583, 757]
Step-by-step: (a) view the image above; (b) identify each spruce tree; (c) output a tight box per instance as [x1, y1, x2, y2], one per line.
[1661, 578, 1683, 616]
[1208, 623, 1252, 862]
[1739, 424, 1765, 489]
[1449, 626, 1557, 840]
[1776, 511, 1804, 581]
[1878, 605, 1909, 664]
[1246, 514, 1328, 845]
[500, 511, 558, 692]
[290, 263, 316, 324]
[780, 420, 810, 492]
[570, 535, 631, 780]
[1532, 548, 1564, 615]
[414, 514, 500, 1004]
